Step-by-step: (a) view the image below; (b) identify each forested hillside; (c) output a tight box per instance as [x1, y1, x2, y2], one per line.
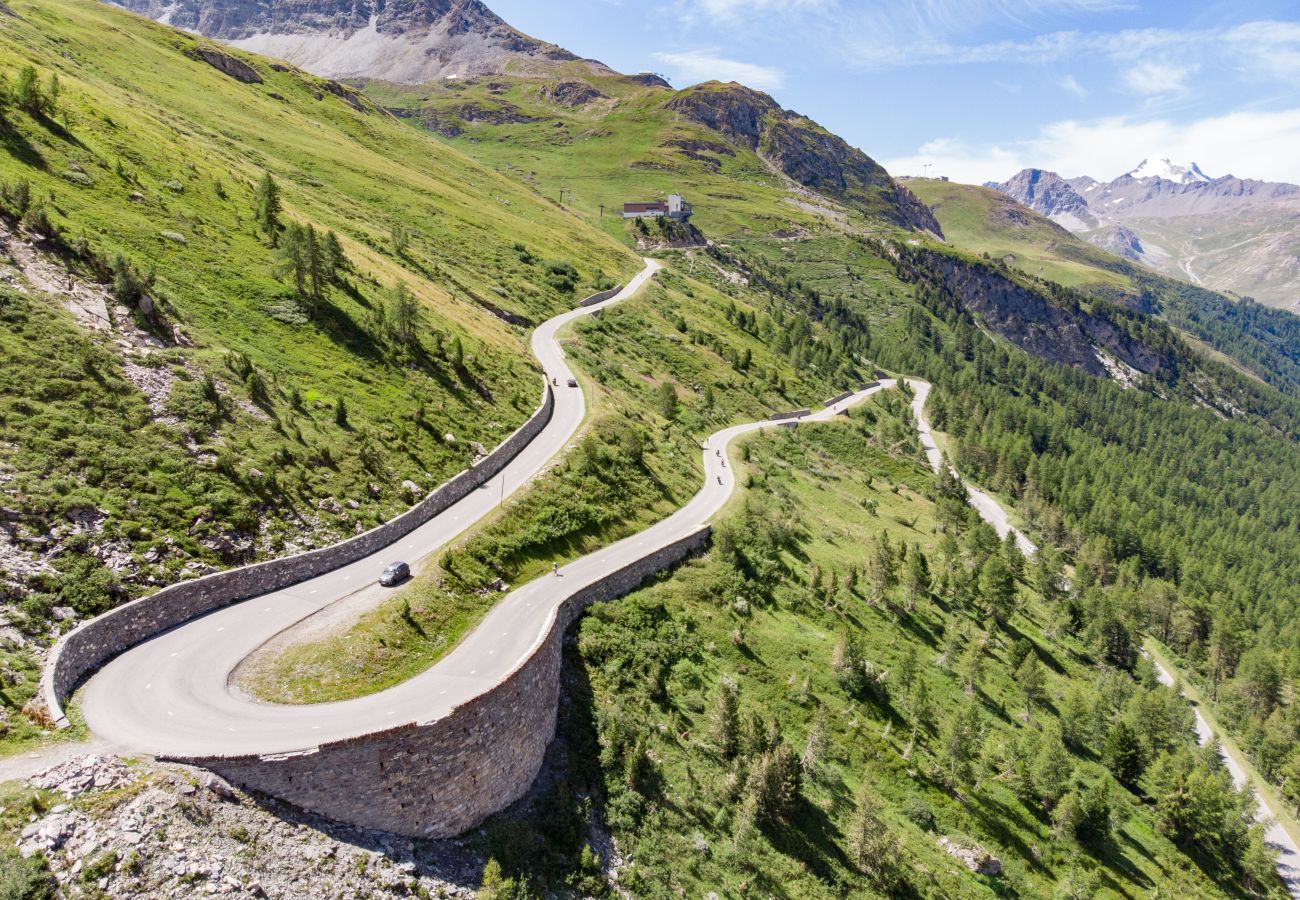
[2, 0, 1299, 896]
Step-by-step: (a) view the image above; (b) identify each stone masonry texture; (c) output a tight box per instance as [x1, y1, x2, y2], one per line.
[42, 387, 556, 724]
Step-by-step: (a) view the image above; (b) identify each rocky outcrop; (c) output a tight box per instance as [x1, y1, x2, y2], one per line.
[541, 80, 606, 107]
[913, 249, 1165, 378]
[19, 756, 479, 897]
[188, 46, 262, 83]
[938, 836, 1002, 876]
[666, 82, 942, 235]
[1092, 223, 1145, 262]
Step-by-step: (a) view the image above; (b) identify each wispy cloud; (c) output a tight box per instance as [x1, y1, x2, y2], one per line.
[882, 107, 1300, 185]
[840, 19, 1300, 86]
[1057, 74, 1088, 99]
[654, 49, 786, 89]
[1121, 59, 1197, 97]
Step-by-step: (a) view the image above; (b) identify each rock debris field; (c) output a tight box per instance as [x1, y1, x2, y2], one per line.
[11, 755, 485, 898]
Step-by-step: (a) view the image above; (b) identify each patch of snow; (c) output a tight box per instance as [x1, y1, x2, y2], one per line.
[1127, 156, 1213, 184]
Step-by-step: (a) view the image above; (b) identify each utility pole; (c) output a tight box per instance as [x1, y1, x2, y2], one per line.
[922, 163, 933, 178]
[598, 204, 604, 219]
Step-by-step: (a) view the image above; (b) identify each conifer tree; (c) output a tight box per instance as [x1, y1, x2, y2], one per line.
[254, 173, 281, 239]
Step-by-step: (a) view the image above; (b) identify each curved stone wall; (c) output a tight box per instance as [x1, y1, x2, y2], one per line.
[165, 527, 712, 839]
[578, 284, 624, 308]
[41, 386, 556, 726]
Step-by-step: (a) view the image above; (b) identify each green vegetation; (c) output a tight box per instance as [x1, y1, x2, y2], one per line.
[0, 0, 641, 749]
[477, 395, 1278, 897]
[242, 246, 885, 702]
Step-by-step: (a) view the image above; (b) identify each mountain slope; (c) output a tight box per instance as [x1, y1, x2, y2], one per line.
[992, 163, 1300, 309]
[908, 177, 1300, 397]
[106, 0, 607, 83]
[0, 0, 647, 662]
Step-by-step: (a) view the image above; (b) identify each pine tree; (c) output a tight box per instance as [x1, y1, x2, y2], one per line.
[903, 545, 931, 610]
[477, 858, 515, 900]
[709, 677, 740, 759]
[847, 784, 903, 889]
[254, 173, 281, 239]
[801, 706, 828, 778]
[1102, 720, 1146, 791]
[389, 282, 419, 345]
[1016, 654, 1046, 721]
[322, 230, 347, 283]
[939, 700, 983, 787]
[14, 66, 43, 115]
[979, 553, 1016, 626]
[1031, 731, 1074, 814]
[833, 633, 866, 696]
[657, 381, 679, 420]
[957, 640, 983, 695]
[867, 533, 898, 604]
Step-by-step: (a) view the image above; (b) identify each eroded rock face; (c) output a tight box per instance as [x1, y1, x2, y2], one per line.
[666, 82, 942, 235]
[541, 80, 606, 108]
[910, 249, 1167, 378]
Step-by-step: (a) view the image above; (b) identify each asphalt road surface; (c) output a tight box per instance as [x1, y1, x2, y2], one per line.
[78, 259, 660, 756]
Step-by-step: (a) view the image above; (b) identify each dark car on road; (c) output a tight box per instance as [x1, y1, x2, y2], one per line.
[379, 561, 410, 586]
[567, 378, 578, 388]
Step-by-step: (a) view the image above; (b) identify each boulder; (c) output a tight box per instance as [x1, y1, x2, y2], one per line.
[938, 836, 1002, 876]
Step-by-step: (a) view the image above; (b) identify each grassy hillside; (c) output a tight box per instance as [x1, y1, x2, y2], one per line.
[365, 73, 892, 244]
[905, 178, 1132, 291]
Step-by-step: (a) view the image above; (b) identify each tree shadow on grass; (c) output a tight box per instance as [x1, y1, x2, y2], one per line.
[0, 117, 45, 170]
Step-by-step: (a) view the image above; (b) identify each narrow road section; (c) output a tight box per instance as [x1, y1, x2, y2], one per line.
[1150, 653, 1300, 896]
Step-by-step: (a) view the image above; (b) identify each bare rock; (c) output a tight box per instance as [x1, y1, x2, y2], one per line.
[189, 46, 262, 84]
[30, 755, 134, 798]
[938, 836, 1002, 875]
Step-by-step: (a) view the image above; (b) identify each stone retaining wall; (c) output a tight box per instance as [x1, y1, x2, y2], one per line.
[578, 285, 623, 308]
[769, 408, 811, 422]
[825, 390, 854, 407]
[41, 386, 556, 726]
[166, 527, 712, 839]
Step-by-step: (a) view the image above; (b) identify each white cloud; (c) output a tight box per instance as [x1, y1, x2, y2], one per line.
[1121, 59, 1197, 96]
[1057, 74, 1088, 99]
[839, 19, 1300, 83]
[881, 107, 1300, 186]
[654, 50, 785, 89]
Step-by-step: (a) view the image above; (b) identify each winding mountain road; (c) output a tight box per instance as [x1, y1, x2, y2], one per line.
[47, 258, 1299, 893]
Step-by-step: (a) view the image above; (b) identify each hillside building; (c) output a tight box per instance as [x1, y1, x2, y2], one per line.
[623, 194, 693, 221]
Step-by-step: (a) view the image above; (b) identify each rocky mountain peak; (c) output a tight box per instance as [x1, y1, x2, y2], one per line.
[1126, 156, 1212, 184]
[667, 82, 942, 235]
[106, 0, 609, 83]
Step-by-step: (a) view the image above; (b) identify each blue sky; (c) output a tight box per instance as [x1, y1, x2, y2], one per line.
[487, 0, 1300, 185]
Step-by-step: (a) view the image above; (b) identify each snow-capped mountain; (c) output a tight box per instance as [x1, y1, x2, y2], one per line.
[990, 160, 1300, 309]
[1126, 157, 1212, 184]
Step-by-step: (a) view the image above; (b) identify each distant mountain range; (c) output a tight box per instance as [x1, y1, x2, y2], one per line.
[106, 0, 611, 83]
[990, 159, 1300, 309]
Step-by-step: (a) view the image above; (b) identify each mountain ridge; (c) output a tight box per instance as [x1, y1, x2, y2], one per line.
[991, 162, 1300, 308]
[106, 0, 612, 82]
